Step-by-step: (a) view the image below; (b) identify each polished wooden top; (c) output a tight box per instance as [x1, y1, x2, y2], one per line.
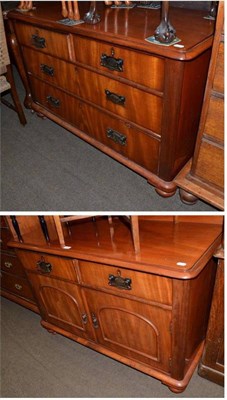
[8, 1, 215, 60]
[8, 217, 222, 279]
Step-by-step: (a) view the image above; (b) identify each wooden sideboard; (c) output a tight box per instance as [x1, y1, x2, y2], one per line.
[2, 215, 223, 393]
[6, 2, 215, 197]
[175, 1, 224, 209]
[0, 216, 39, 313]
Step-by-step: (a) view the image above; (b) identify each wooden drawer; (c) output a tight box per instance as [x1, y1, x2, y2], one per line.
[29, 76, 83, 128]
[1, 253, 26, 277]
[1, 271, 35, 301]
[213, 42, 224, 93]
[82, 103, 160, 173]
[23, 47, 79, 94]
[15, 22, 70, 60]
[74, 36, 165, 92]
[195, 140, 224, 189]
[204, 96, 224, 142]
[17, 250, 78, 282]
[78, 260, 172, 305]
[77, 67, 162, 133]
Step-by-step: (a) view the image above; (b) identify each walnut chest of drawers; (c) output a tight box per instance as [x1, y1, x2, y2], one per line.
[5, 215, 223, 393]
[7, 2, 215, 196]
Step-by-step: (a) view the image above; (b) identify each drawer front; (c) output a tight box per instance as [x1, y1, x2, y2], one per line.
[1, 271, 35, 301]
[1, 253, 26, 277]
[78, 67, 162, 133]
[29, 76, 83, 128]
[15, 22, 70, 60]
[23, 47, 79, 95]
[74, 36, 165, 92]
[79, 261, 172, 305]
[204, 96, 224, 142]
[17, 250, 78, 282]
[213, 42, 224, 94]
[82, 103, 160, 173]
[195, 140, 224, 189]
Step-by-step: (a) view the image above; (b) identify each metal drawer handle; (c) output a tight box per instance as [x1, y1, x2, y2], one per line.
[106, 128, 127, 146]
[105, 89, 125, 105]
[15, 283, 22, 291]
[108, 273, 132, 290]
[100, 53, 123, 72]
[82, 313, 88, 324]
[37, 257, 52, 274]
[4, 261, 12, 269]
[31, 34, 46, 49]
[40, 64, 54, 77]
[91, 313, 99, 329]
[46, 95, 60, 107]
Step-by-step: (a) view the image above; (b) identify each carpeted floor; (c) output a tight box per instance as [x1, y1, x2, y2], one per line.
[0, 297, 224, 398]
[0, 69, 219, 212]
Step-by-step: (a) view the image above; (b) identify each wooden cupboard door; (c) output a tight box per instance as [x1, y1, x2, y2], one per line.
[84, 288, 172, 373]
[27, 274, 94, 340]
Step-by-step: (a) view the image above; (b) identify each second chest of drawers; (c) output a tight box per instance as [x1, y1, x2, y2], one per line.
[8, 3, 214, 197]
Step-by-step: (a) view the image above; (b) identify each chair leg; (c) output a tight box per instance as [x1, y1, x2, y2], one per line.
[53, 216, 66, 248]
[6, 64, 27, 125]
[131, 216, 140, 254]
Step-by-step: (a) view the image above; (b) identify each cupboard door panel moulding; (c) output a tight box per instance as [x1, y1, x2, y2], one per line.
[7, 1, 215, 197]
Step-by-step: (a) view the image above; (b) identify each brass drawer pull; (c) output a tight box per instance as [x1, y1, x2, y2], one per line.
[105, 89, 125, 105]
[106, 128, 127, 146]
[40, 64, 54, 77]
[82, 313, 88, 324]
[15, 283, 22, 291]
[108, 273, 132, 290]
[37, 257, 52, 274]
[100, 53, 123, 72]
[4, 261, 12, 269]
[31, 34, 46, 49]
[91, 312, 99, 329]
[46, 95, 60, 107]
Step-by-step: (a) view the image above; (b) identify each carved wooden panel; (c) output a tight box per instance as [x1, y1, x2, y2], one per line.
[84, 288, 172, 372]
[27, 274, 94, 339]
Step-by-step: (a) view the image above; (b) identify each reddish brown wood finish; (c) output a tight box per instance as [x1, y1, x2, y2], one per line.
[3, 216, 223, 392]
[0, 216, 39, 313]
[198, 254, 224, 386]
[175, 2, 224, 209]
[7, 3, 214, 195]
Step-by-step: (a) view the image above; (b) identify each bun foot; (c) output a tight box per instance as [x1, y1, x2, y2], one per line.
[47, 329, 57, 335]
[179, 189, 198, 205]
[168, 386, 185, 393]
[147, 179, 177, 198]
[155, 187, 177, 198]
[41, 319, 57, 334]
